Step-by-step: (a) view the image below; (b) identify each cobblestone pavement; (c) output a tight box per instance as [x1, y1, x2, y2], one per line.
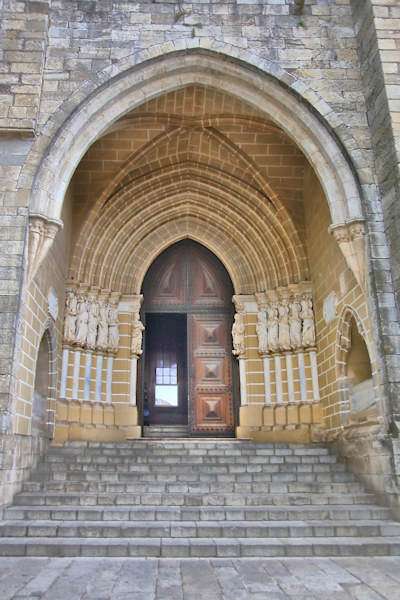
[1, 556, 400, 599]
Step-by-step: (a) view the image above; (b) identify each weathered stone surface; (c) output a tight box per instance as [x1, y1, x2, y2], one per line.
[0, 0, 399, 522]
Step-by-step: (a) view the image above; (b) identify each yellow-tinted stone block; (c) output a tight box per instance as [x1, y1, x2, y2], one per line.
[67, 401, 80, 423]
[114, 404, 137, 426]
[251, 428, 311, 443]
[53, 424, 69, 444]
[299, 403, 312, 424]
[92, 403, 104, 424]
[263, 406, 275, 427]
[126, 425, 142, 438]
[239, 405, 263, 427]
[15, 416, 30, 436]
[275, 405, 287, 426]
[103, 405, 115, 426]
[312, 402, 325, 423]
[287, 404, 299, 425]
[56, 401, 68, 422]
[80, 402, 92, 424]
[236, 426, 253, 440]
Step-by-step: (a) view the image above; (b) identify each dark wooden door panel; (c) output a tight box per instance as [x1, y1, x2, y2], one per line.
[142, 240, 236, 435]
[190, 314, 234, 435]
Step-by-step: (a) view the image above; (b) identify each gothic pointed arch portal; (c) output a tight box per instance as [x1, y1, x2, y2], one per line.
[141, 240, 238, 437]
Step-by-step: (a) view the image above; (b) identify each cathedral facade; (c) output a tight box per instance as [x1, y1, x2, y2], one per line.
[1, 0, 400, 515]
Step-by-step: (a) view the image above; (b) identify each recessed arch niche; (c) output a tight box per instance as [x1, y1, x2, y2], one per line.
[337, 307, 377, 424]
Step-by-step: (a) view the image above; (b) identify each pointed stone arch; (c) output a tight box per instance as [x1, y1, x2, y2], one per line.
[336, 306, 378, 425]
[24, 49, 364, 229]
[32, 319, 57, 438]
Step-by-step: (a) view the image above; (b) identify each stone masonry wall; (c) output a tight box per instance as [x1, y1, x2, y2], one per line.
[352, 0, 400, 423]
[0, 0, 399, 506]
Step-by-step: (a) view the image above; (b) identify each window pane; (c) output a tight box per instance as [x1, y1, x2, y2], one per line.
[155, 385, 178, 407]
[155, 364, 177, 384]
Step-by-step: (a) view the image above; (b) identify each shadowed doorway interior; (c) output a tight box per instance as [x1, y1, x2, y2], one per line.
[141, 240, 237, 437]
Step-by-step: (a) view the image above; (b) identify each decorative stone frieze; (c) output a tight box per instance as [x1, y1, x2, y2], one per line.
[329, 220, 366, 292]
[27, 214, 63, 285]
[63, 283, 121, 354]
[255, 283, 315, 356]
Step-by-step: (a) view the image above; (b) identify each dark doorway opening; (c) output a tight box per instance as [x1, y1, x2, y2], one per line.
[144, 313, 188, 426]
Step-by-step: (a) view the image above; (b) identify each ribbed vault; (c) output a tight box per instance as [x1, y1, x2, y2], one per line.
[71, 121, 309, 294]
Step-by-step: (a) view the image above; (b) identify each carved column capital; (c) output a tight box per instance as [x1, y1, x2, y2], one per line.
[27, 213, 63, 285]
[329, 219, 366, 291]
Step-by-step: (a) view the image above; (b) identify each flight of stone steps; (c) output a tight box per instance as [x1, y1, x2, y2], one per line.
[0, 439, 399, 558]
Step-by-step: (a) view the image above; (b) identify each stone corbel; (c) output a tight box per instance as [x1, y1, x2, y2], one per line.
[27, 214, 63, 285]
[329, 220, 366, 292]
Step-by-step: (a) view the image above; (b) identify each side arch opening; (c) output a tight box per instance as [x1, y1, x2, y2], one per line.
[32, 328, 56, 438]
[337, 308, 377, 425]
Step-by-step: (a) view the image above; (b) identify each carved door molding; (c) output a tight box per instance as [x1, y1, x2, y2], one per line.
[141, 240, 236, 436]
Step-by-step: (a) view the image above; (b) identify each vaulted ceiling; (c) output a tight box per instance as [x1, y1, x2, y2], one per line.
[69, 85, 310, 294]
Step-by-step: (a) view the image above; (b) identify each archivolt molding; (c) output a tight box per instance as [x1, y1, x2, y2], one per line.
[71, 173, 307, 294]
[73, 121, 284, 230]
[69, 122, 308, 293]
[70, 120, 308, 293]
[23, 49, 365, 230]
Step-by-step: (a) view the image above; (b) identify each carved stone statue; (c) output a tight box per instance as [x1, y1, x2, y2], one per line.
[300, 295, 316, 348]
[232, 312, 245, 357]
[289, 297, 302, 350]
[267, 301, 279, 353]
[278, 297, 291, 351]
[86, 294, 100, 350]
[256, 309, 269, 355]
[75, 294, 89, 347]
[63, 289, 77, 344]
[107, 299, 119, 353]
[96, 298, 109, 352]
[131, 313, 145, 357]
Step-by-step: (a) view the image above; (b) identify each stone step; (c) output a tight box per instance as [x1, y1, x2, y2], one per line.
[28, 465, 352, 484]
[11, 491, 380, 508]
[0, 536, 399, 558]
[2, 440, 397, 559]
[3, 504, 391, 522]
[57, 440, 332, 453]
[41, 449, 336, 462]
[41, 442, 334, 460]
[142, 425, 190, 438]
[2, 519, 399, 539]
[20, 480, 364, 494]
[36, 460, 344, 473]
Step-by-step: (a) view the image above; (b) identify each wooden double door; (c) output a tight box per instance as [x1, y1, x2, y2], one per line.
[141, 240, 237, 436]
